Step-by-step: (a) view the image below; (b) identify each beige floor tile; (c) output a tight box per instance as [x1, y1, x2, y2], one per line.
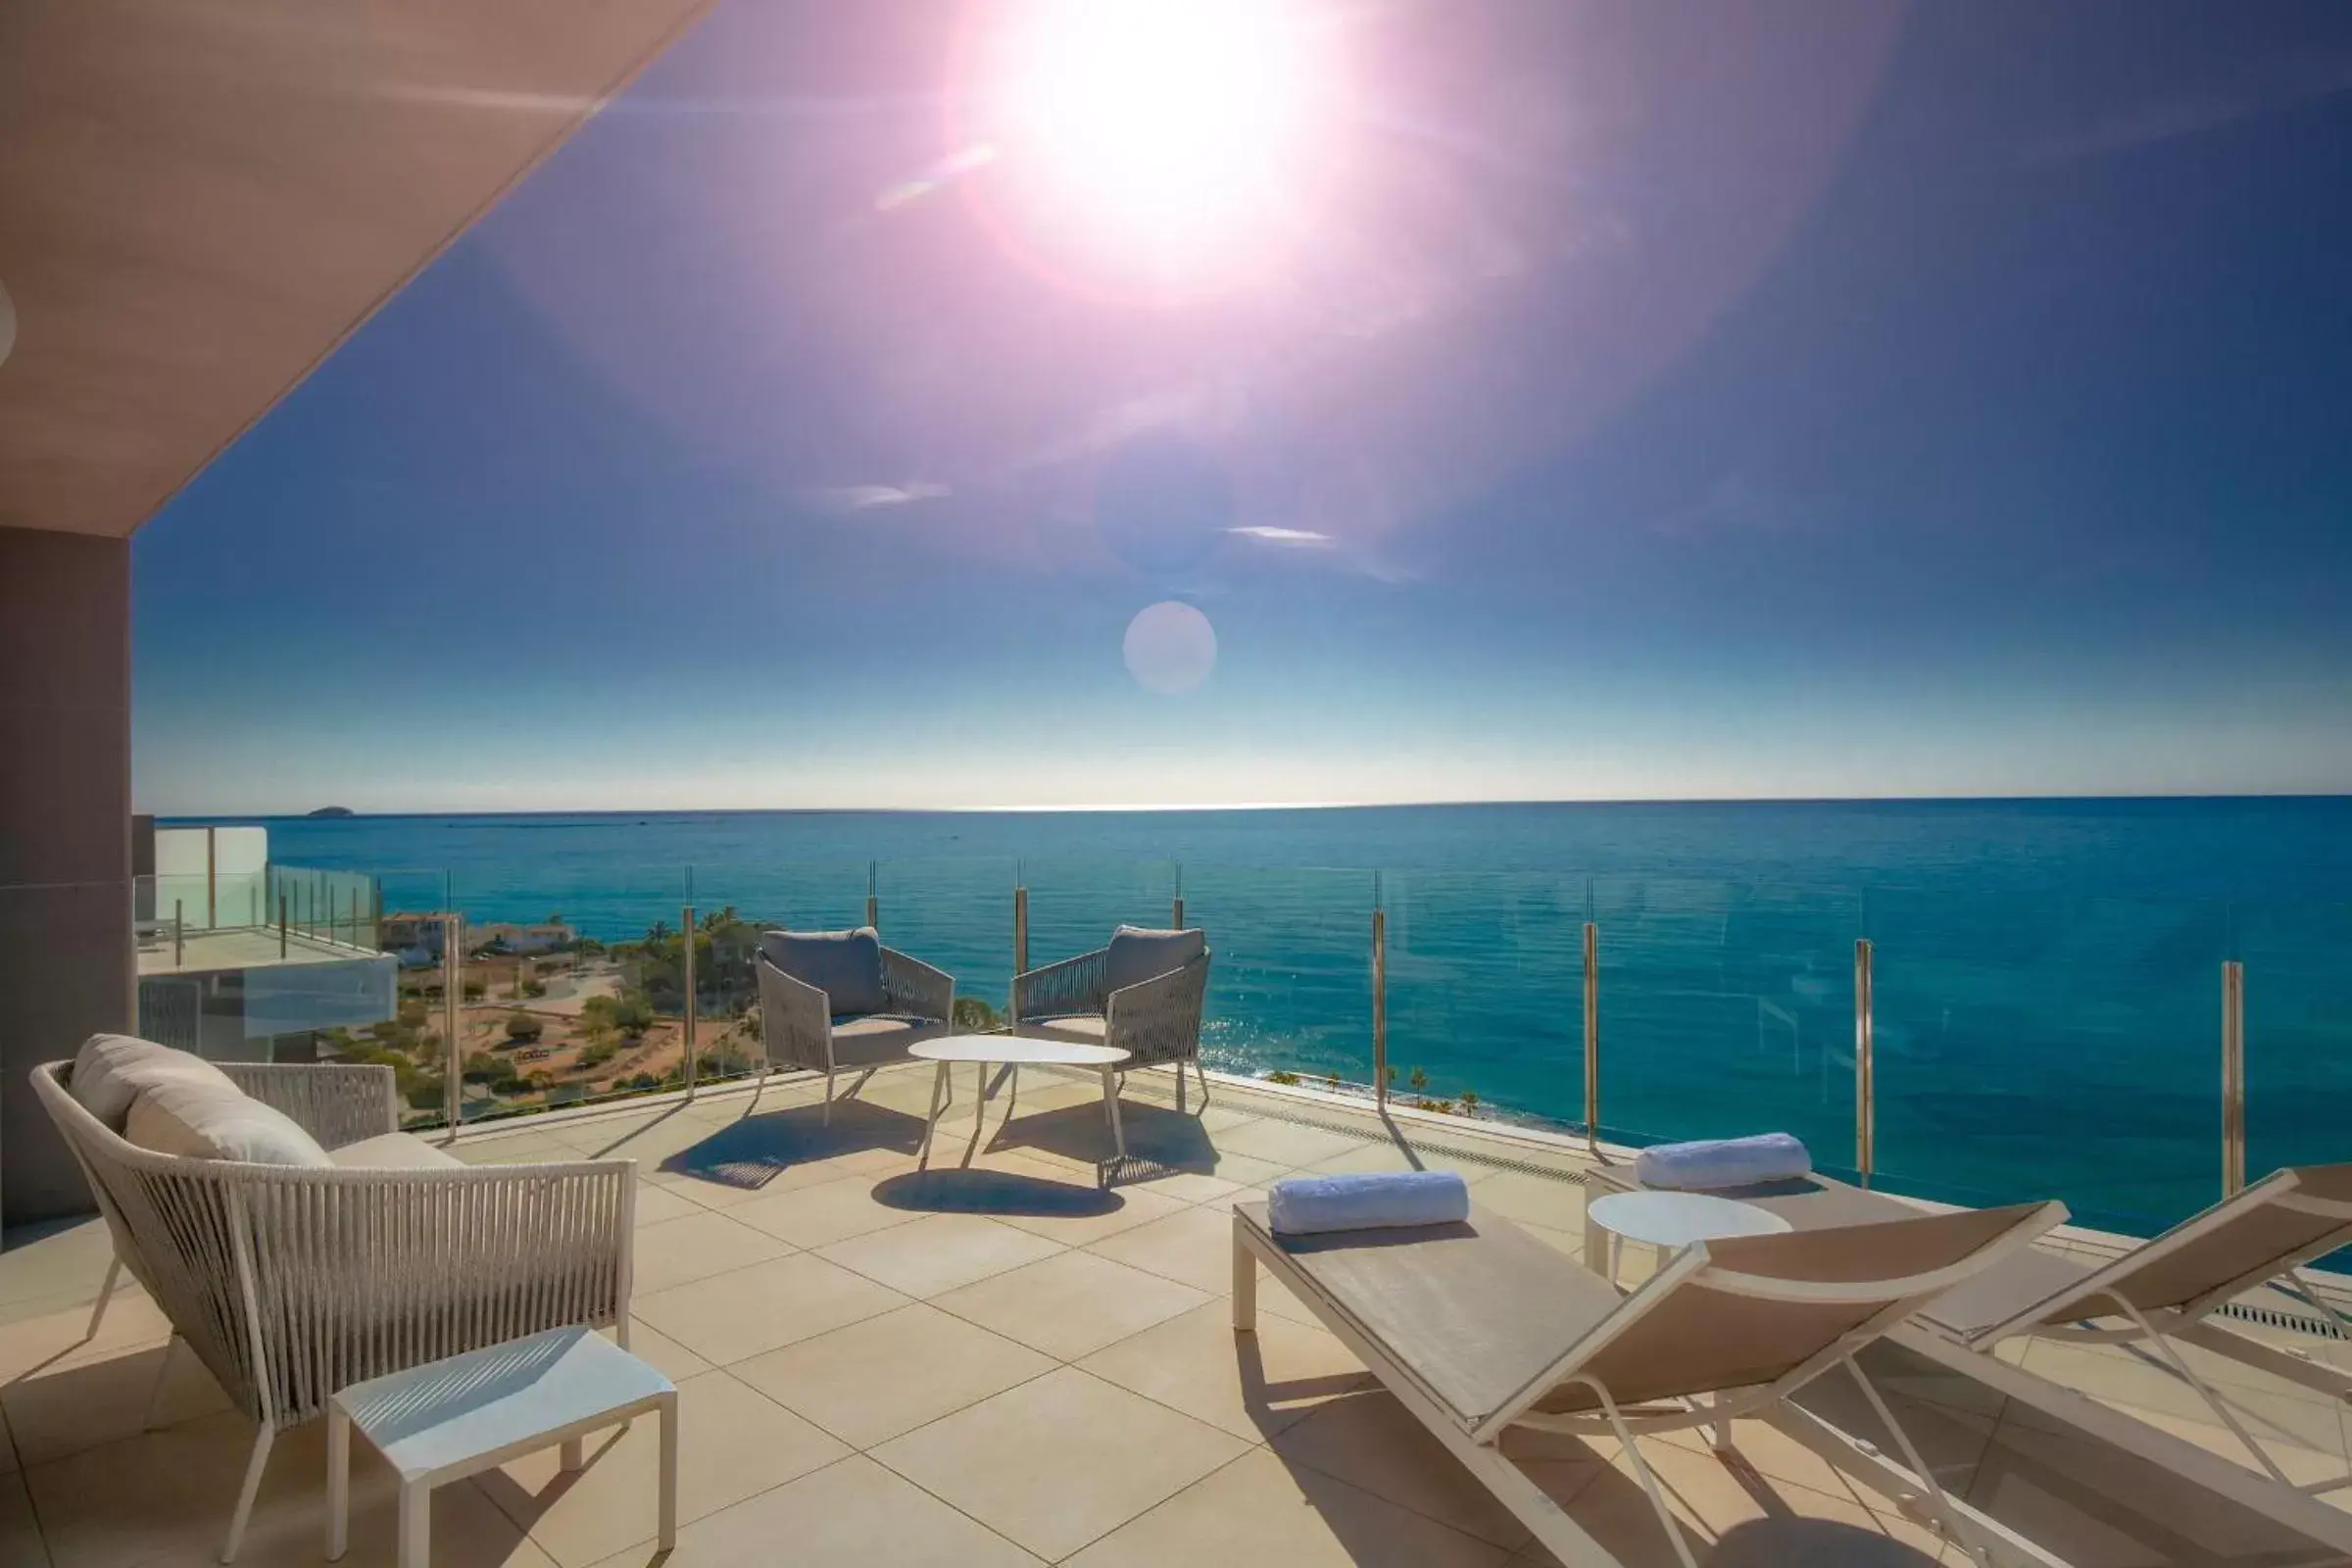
[2, 1334, 232, 1467]
[1302, 1143, 1479, 1178]
[1079, 1299, 1372, 1441]
[2016, 1338, 2350, 1457]
[726, 1173, 929, 1249]
[1212, 1120, 1375, 1169]
[814, 1213, 1065, 1298]
[933, 1250, 1210, 1361]
[0, 1220, 119, 1314]
[1127, 1170, 1245, 1205]
[633, 1253, 907, 1366]
[1066, 1446, 1514, 1568]
[22, 1410, 546, 1568]
[1, 1471, 48, 1568]
[152, 1468, 550, 1568]
[730, 1303, 1056, 1448]
[993, 1181, 1193, 1248]
[1086, 1204, 1255, 1297]
[625, 1183, 703, 1228]
[603, 1319, 712, 1382]
[579, 1453, 1044, 1568]
[628, 1211, 793, 1296]
[871, 1367, 1250, 1561]
[1272, 1389, 1605, 1549]
[480, 1370, 849, 1568]
[1, 1410, 18, 1474]
[0, 1296, 173, 1386]
[1466, 1171, 1589, 1233]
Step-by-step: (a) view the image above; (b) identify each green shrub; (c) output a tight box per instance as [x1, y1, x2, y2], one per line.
[504, 1010, 543, 1043]
[952, 997, 1001, 1031]
[1265, 1069, 1300, 1086]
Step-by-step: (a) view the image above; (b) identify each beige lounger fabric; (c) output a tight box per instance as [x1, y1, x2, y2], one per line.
[72, 1032, 235, 1128]
[1235, 1203, 1621, 1425]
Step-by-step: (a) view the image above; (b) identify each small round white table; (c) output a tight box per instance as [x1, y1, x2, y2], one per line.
[1585, 1190, 1790, 1283]
[909, 1034, 1132, 1161]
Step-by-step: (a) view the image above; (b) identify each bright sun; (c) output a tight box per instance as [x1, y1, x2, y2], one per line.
[964, 0, 1333, 292]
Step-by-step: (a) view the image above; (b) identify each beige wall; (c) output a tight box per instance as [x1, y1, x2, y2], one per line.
[0, 525, 131, 1224]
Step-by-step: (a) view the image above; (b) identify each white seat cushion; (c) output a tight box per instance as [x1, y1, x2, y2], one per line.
[1026, 1014, 1108, 1045]
[125, 1078, 333, 1167]
[329, 1132, 466, 1171]
[71, 1033, 234, 1130]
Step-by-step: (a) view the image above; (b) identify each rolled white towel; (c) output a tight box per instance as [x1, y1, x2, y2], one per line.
[1267, 1171, 1471, 1236]
[1634, 1133, 1812, 1192]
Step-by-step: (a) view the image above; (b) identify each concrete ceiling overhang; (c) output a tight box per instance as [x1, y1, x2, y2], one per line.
[0, 0, 716, 537]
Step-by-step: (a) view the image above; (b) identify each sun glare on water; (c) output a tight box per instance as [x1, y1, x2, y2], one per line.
[960, 0, 1335, 294]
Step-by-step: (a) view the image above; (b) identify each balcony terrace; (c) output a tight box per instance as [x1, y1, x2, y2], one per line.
[6, 1062, 2348, 1568]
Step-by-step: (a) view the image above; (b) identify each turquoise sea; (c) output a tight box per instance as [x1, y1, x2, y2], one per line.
[210, 798, 2352, 1238]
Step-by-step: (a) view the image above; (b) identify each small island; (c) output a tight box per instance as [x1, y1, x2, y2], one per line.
[306, 806, 356, 818]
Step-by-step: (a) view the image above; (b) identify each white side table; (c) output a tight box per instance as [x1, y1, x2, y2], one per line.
[1586, 1190, 1791, 1283]
[328, 1327, 677, 1568]
[909, 1033, 1132, 1161]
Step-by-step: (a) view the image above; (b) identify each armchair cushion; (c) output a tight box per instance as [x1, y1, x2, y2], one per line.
[1026, 1013, 1108, 1046]
[1103, 927, 1206, 995]
[124, 1077, 334, 1168]
[72, 1032, 234, 1130]
[330, 1131, 466, 1170]
[829, 1013, 947, 1066]
[760, 927, 887, 1017]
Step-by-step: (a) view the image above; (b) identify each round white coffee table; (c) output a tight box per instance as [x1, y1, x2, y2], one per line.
[909, 1034, 1132, 1161]
[1586, 1190, 1790, 1283]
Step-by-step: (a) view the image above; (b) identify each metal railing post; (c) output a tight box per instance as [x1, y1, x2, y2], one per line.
[1011, 884, 1029, 1029]
[2223, 959, 2246, 1198]
[1172, 861, 1185, 930]
[683, 904, 699, 1095]
[443, 912, 465, 1134]
[173, 899, 184, 968]
[1583, 920, 1599, 1150]
[278, 895, 288, 958]
[1371, 882, 1388, 1109]
[866, 860, 879, 930]
[206, 826, 218, 929]
[1854, 937, 1876, 1188]
[370, 880, 382, 953]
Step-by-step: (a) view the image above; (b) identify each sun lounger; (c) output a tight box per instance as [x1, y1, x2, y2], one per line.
[1585, 1161, 2352, 1553]
[1233, 1196, 2064, 1567]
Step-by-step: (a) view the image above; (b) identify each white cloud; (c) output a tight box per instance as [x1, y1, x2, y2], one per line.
[806, 481, 953, 514]
[1226, 525, 1335, 547]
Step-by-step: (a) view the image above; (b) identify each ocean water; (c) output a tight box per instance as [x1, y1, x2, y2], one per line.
[218, 798, 2352, 1237]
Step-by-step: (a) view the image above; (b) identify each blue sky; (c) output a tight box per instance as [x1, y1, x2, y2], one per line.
[133, 1, 2352, 812]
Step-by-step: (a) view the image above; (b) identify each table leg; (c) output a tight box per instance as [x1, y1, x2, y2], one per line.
[326, 1405, 350, 1561]
[397, 1484, 429, 1568]
[1102, 1067, 1127, 1159]
[920, 1060, 947, 1160]
[657, 1393, 680, 1552]
[561, 1434, 585, 1472]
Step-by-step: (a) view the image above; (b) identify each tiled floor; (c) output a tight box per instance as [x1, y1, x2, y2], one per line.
[6, 1064, 2351, 1566]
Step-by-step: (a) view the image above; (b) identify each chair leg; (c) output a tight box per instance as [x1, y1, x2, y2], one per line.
[1192, 1056, 1211, 1110]
[1175, 1057, 1188, 1114]
[822, 1063, 834, 1127]
[220, 1423, 275, 1564]
[1844, 1357, 1993, 1567]
[86, 1255, 122, 1341]
[144, 1334, 181, 1430]
[1577, 1378, 1698, 1568]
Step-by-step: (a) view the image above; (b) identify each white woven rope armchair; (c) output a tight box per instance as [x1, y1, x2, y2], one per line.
[1014, 926, 1212, 1110]
[33, 1057, 635, 1563]
[755, 926, 954, 1121]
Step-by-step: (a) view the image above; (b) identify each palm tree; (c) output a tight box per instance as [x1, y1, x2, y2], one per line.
[1408, 1065, 1428, 1094]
